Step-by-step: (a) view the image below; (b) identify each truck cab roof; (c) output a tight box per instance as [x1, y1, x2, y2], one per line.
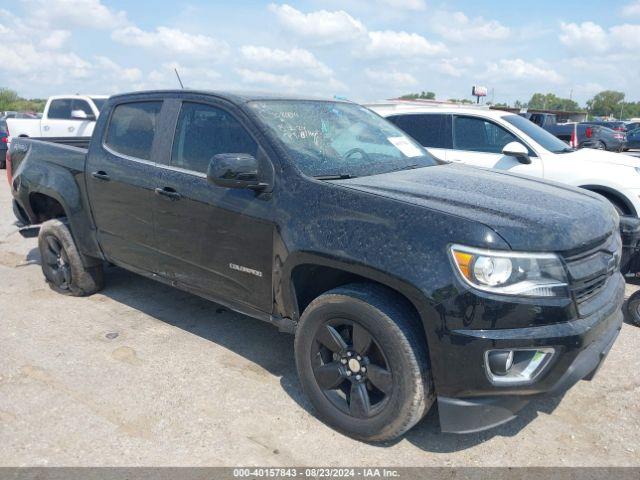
[108, 89, 349, 105]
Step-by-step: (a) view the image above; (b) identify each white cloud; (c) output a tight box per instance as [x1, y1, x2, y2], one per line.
[362, 30, 447, 58]
[559, 21, 609, 52]
[610, 23, 640, 48]
[240, 46, 333, 78]
[434, 57, 474, 77]
[143, 62, 221, 90]
[433, 11, 510, 42]
[236, 68, 306, 89]
[40, 30, 71, 49]
[560, 21, 640, 54]
[622, 1, 640, 16]
[365, 68, 417, 87]
[484, 58, 564, 84]
[20, 0, 127, 29]
[377, 0, 426, 10]
[111, 26, 229, 59]
[95, 56, 142, 82]
[268, 3, 366, 44]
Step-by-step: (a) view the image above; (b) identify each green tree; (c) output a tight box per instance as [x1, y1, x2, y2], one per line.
[0, 87, 46, 113]
[447, 98, 473, 104]
[586, 90, 625, 117]
[400, 91, 436, 100]
[0, 88, 20, 111]
[527, 92, 579, 111]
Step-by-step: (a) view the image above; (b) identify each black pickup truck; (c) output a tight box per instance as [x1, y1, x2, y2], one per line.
[8, 90, 624, 440]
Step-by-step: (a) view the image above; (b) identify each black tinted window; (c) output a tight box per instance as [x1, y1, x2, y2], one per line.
[171, 102, 257, 174]
[105, 102, 162, 160]
[388, 114, 452, 148]
[48, 99, 72, 119]
[453, 116, 519, 154]
[71, 99, 93, 116]
[91, 98, 106, 111]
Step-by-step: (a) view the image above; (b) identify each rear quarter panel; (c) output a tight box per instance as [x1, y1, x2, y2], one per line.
[6, 118, 41, 138]
[10, 139, 102, 258]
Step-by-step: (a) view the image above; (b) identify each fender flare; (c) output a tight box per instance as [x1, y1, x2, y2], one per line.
[579, 184, 637, 216]
[278, 250, 439, 333]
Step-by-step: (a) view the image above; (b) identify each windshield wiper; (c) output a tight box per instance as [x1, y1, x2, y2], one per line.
[385, 164, 422, 173]
[554, 147, 574, 153]
[313, 174, 357, 180]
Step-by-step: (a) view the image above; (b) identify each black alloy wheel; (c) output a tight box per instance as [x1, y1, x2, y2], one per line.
[41, 235, 72, 291]
[311, 319, 392, 419]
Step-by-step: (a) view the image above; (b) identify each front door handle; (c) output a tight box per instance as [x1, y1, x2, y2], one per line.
[91, 171, 110, 181]
[155, 187, 182, 200]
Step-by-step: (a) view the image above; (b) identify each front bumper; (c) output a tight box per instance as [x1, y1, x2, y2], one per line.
[435, 273, 624, 434]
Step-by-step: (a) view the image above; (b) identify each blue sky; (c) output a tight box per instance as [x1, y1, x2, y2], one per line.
[1, 0, 639, 105]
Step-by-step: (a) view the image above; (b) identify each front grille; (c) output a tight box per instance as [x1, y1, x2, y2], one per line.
[563, 234, 621, 310]
[573, 276, 608, 304]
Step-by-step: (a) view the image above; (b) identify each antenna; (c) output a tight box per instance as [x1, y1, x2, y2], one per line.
[174, 68, 184, 89]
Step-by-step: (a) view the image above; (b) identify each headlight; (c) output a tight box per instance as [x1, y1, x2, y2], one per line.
[450, 244, 568, 297]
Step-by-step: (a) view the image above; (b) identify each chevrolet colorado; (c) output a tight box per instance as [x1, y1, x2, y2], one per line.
[8, 90, 624, 440]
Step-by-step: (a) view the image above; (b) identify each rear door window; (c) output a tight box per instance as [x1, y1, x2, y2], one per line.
[171, 102, 258, 174]
[453, 115, 519, 154]
[387, 114, 452, 149]
[71, 99, 94, 117]
[48, 99, 72, 120]
[105, 101, 162, 161]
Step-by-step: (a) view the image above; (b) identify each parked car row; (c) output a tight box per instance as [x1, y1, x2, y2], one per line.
[2, 95, 106, 143]
[524, 112, 627, 152]
[369, 102, 640, 216]
[627, 127, 640, 150]
[5, 89, 627, 442]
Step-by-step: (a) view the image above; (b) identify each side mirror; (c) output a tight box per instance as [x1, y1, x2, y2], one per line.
[502, 141, 531, 164]
[207, 153, 266, 191]
[71, 110, 95, 121]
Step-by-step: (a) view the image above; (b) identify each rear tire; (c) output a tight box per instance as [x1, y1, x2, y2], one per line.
[38, 219, 104, 296]
[596, 141, 606, 150]
[294, 283, 433, 441]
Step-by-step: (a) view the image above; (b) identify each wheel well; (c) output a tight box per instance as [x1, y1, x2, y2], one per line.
[290, 264, 420, 322]
[580, 186, 634, 216]
[29, 193, 66, 223]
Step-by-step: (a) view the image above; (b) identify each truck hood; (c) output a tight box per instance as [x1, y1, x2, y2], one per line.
[334, 163, 616, 253]
[566, 149, 640, 168]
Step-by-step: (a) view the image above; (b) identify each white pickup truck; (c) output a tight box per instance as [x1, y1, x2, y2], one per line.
[370, 102, 640, 217]
[6, 95, 107, 139]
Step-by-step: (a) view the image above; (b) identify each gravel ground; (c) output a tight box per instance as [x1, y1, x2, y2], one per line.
[0, 178, 638, 467]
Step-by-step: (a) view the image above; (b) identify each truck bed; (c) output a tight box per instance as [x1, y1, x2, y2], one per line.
[8, 137, 88, 187]
[26, 136, 91, 149]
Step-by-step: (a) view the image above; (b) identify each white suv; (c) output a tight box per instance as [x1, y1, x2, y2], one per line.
[369, 102, 640, 216]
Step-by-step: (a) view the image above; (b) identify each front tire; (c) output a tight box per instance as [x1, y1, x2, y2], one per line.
[38, 219, 104, 296]
[294, 283, 433, 441]
[625, 290, 640, 327]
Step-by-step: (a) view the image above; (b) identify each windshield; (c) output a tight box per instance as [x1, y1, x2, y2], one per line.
[91, 98, 107, 112]
[248, 100, 437, 178]
[503, 114, 573, 153]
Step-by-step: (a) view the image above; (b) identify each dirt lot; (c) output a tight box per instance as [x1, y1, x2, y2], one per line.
[0, 179, 639, 467]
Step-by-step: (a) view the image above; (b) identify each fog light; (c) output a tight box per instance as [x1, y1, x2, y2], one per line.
[485, 348, 554, 385]
[487, 350, 514, 376]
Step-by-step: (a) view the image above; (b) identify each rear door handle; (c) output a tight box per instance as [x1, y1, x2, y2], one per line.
[155, 187, 182, 200]
[91, 171, 110, 181]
